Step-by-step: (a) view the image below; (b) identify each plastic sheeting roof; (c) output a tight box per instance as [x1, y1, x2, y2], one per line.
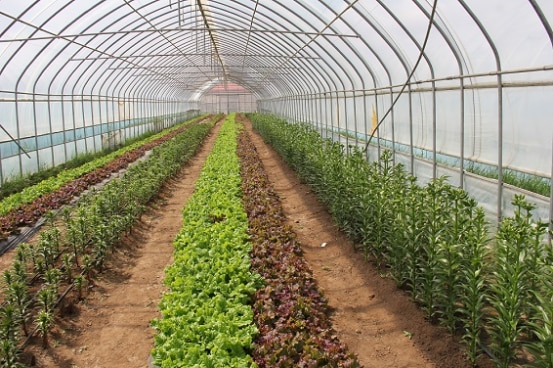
[0, 0, 551, 102]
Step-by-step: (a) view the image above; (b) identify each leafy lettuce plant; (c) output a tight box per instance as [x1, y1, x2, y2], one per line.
[237, 114, 360, 367]
[151, 114, 261, 368]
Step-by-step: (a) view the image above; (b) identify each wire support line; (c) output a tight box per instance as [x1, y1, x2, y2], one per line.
[256, 0, 360, 88]
[0, 28, 358, 43]
[0, 124, 30, 158]
[196, 0, 226, 79]
[71, 53, 321, 60]
[363, 0, 439, 152]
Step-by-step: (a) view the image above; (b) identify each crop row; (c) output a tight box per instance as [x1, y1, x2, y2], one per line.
[236, 114, 360, 367]
[151, 114, 360, 368]
[0, 118, 215, 367]
[0, 114, 213, 241]
[248, 113, 553, 368]
[0, 127, 171, 202]
[151, 113, 261, 367]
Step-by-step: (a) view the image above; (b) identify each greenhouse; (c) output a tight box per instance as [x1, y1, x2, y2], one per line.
[0, 1, 552, 368]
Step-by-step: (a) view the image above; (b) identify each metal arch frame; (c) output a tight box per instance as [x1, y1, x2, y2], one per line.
[132, 1, 307, 106]
[63, 3, 159, 152]
[528, 0, 553, 241]
[216, 0, 332, 100]
[301, 0, 366, 141]
[457, 0, 503, 225]
[205, 0, 337, 100]
[116, 1, 306, 103]
[80, 3, 200, 135]
[52, 3, 129, 160]
[190, 2, 314, 98]
[261, 0, 353, 116]
[199, 0, 340, 118]
[133, 0, 310, 99]
[241, 0, 356, 126]
[68, 2, 203, 108]
[11, 1, 113, 175]
[411, 0, 469, 188]
[96, 5, 198, 108]
[378, 1, 437, 175]
[0, 3, 63, 177]
[347, 2, 417, 164]
[338, 2, 394, 160]
[0, 1, 355, 122]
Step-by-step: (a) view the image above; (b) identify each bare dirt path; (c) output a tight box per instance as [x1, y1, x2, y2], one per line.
[24, 117, 492, 368]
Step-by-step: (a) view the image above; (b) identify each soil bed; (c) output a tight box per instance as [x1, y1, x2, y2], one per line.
[18, 117, 492, 367]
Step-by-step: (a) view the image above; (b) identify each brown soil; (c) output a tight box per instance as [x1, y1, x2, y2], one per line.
[18, 118, 493, 367]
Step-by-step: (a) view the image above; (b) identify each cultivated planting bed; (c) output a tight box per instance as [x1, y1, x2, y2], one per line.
[0, 117, 215, 366]
[248, 113, 553, 368]
[237, 123, 360, 367]
[151, 114, 261, 367]
[152, 113, 360, 367]
[0, 115, 214, 243]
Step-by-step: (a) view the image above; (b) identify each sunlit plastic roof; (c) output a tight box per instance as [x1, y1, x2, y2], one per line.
[1, 0, 550, 101]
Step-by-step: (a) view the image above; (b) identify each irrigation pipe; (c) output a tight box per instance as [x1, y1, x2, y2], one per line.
[19, 269, 83, 351]
[363, 0, 438, 153]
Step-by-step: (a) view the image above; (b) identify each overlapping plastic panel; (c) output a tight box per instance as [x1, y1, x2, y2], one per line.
[0, 0, 551, 225]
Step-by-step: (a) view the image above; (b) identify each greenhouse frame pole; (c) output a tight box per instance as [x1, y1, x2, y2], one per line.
[550, 137, 553, 245]
[31, 93, 39, 174]
[459, 0, 503, 225]
[0, 136, 2, 184]
[81, 94, 88, 153]
[352, 90, 358, 149]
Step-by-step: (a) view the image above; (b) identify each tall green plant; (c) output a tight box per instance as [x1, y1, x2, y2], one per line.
[526, 281, 553, 368]
[35, 310, 54, 349]
[5, 281, 30, 337]
[0, 305, 21, 367]
[458, 206, 489, 366]
[416, 177, 451, 320]
[434, 187, 482, 334]
[391, 176, 424, 298]
[372, 150, 408, 269]
[487, 194, 543, 367]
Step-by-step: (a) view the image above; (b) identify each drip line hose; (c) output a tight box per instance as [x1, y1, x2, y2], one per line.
[363, 0, 438, 153]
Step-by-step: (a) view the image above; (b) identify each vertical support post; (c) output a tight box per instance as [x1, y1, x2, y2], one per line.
[48, 95, 55, 167]
[335, 91, 340, 142]
[344, 90, 349, 149]
[72, 95, 78, 155]
[408, 85, 414, 175]
[497, 75, 504, 227]
[363, 91, 368, 155]
[432, 80, 437, 179]
[319, 94, 323, 135]
[549, 135, 553, 245]
[32, 95, 39, 173]
[353, 90, 358, 149]
[460, 78, 465, 189]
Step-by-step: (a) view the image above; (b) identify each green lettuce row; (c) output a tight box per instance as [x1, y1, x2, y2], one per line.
[152, 114, 261, 368]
